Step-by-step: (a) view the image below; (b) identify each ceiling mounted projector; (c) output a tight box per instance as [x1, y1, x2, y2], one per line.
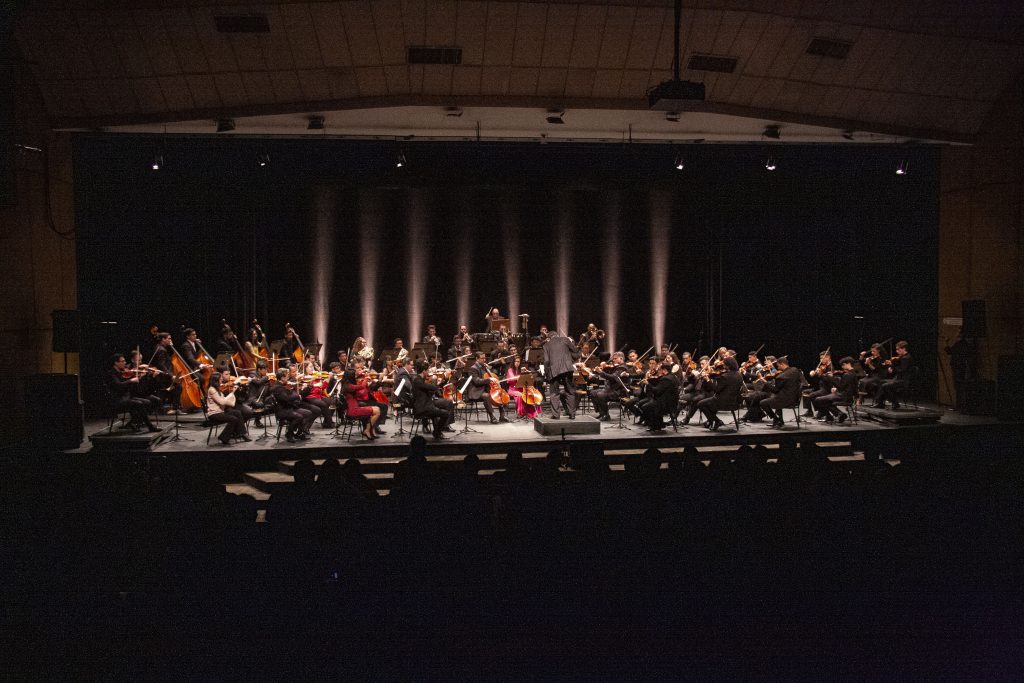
[648, 79, 706, 111]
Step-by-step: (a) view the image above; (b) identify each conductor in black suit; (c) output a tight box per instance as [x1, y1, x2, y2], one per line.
[543, 330, 580, 419]
[411, 360, 451, 439]
[697, 357, 743, 431]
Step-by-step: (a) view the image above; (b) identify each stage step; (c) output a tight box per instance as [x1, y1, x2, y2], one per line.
[243, 469, 396, 494]
[225, 483, 271, 501]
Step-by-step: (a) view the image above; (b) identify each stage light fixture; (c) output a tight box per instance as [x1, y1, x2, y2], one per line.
[842, 130, 856, 141]
[896, 160, 908, 176]
[395, 150, 407, 168]
[765, 156, 777, 171]
[444, 106, 463, 117]
[150, 154, 163, 171]
[546, 109, 565, 125]
[665, 111, 681, 122]
[257, 153, 270, 167]
[307, 116, 325, 130]
[674, 154, 684, 170]
[216, 118, 235, 133]
[763, 125, 781, 139]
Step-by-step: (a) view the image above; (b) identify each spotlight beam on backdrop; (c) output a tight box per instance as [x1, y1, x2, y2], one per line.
[311, 186, 335, 357]
[602, 192, 621, 352]
[359, 190, 380, 350]
[407, 190, 428, 347]
[556, 191, 572, 335]
[457, 205, 473, 330]
[649, 190, 670, 349]
[502, 197, 519, 330]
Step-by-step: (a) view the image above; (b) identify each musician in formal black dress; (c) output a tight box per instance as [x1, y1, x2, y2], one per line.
[411, 360, 452, 439]
[760, 357, 804, 428]
[696, 356, 744, 431]
[590, 352, 631, 421]
[271, 368, 314, 442]
[107, 353, 160, 432]
[466, 352, 509, 423]
[543, 331, 579, 419]
[874, 341, 915, 410]
[642, 362, 681, 431]
[812, 357, 862, 423]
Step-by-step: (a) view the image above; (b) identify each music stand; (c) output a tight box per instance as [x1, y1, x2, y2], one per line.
[489, 317, 511, 333]
[413, 342, 439, 359]
[479, 340, 498, 355]
[526, 349, 544, 366]
[214, 353, 232, 373]
[304, 342, 323, 360]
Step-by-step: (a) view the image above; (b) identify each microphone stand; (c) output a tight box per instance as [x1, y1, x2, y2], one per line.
[457, 375, 482, 435]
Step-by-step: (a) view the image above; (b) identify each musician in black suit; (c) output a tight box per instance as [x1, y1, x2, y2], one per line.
[697, 357, 744, 431]
[858, 343, 887, 400]
[680, 356, 713, 424]
[151, 333, 177, 412]
[180, 328, 203, 372]
[542, 331, 580, 419]
[590, 352, 631, 421]
[642, 363, 681, 431]
[760, 357, 804, 428]
[271, 368, 314, 442]
[106, 353, 160, 432]
[393, 358, 416, 405]
[465, 352, 509, 423]
[411, 360, 451, 439]
[874, 341, 915, 410]
[813, 357, 862, 423]
[741, 355, 778, 423]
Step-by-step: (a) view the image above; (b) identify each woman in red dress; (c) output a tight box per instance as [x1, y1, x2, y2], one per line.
[507, 355, 542, 419]
[344, 369, 381, 440]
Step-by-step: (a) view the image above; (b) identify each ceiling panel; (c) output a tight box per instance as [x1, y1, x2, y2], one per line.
[568, 5, 606, 69]
[455, 1, 488, 64]
[309, 3, 352, 68]
[541, 4, 578, 68]
[279, 4, 323, 70]
[512, 3, 548, 68]
[425, 0, 458, 46]
[451, 65, 482, 94]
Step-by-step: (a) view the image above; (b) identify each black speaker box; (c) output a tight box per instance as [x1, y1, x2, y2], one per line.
[25, 373, 83, 449]
[997, 355, 1024, 422]
[961, 300, 986, 339]
[51, 309, 80, 353]
[960, 380, 996, 416]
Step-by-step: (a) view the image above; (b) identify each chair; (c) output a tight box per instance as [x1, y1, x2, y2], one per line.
[331, 403, 364, 442]
[833, 400, 858, 424]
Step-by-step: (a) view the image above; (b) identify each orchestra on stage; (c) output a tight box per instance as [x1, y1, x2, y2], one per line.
[107, 311, 918, 444]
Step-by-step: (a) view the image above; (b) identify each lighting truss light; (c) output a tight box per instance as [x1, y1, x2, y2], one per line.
[674, 154, 684, 170]
[307, 116, 325, 130]
[763, 124, 781, 139]
[546, 109, 565, 125]
[765, 156, 776, 171]
[151, 154, 163, 171]
[896, 160, 908, 175]
[395, 150, 407, 168]
[216, 118, 235, 133]
[257, 153, 270, 167]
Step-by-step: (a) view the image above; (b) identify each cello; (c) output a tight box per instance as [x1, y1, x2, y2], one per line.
[483, 356, 512, 405]
[193, 337, 216, 390]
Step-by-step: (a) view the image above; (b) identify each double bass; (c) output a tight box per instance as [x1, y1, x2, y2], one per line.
[169, 343, 203, 410]
[221, 319, 256, 370]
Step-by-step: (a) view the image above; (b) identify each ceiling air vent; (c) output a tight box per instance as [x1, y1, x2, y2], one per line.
[687, 54, 737, 73]
[215, 14, 270, 33]
[806, 38, 852, 59]
[407, 47, 462, 65]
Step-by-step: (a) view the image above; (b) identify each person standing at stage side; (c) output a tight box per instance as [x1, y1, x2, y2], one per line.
[945, 329, 975, 412]
[543, 330, 580, 420]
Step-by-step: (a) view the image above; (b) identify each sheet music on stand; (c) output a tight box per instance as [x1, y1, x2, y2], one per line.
[525, 348, 544, 365]
[304, 342, 323, 359]
[269, 339, 285, 356]
[413, 342, 440, 361]
[214, 353, 232, 372]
